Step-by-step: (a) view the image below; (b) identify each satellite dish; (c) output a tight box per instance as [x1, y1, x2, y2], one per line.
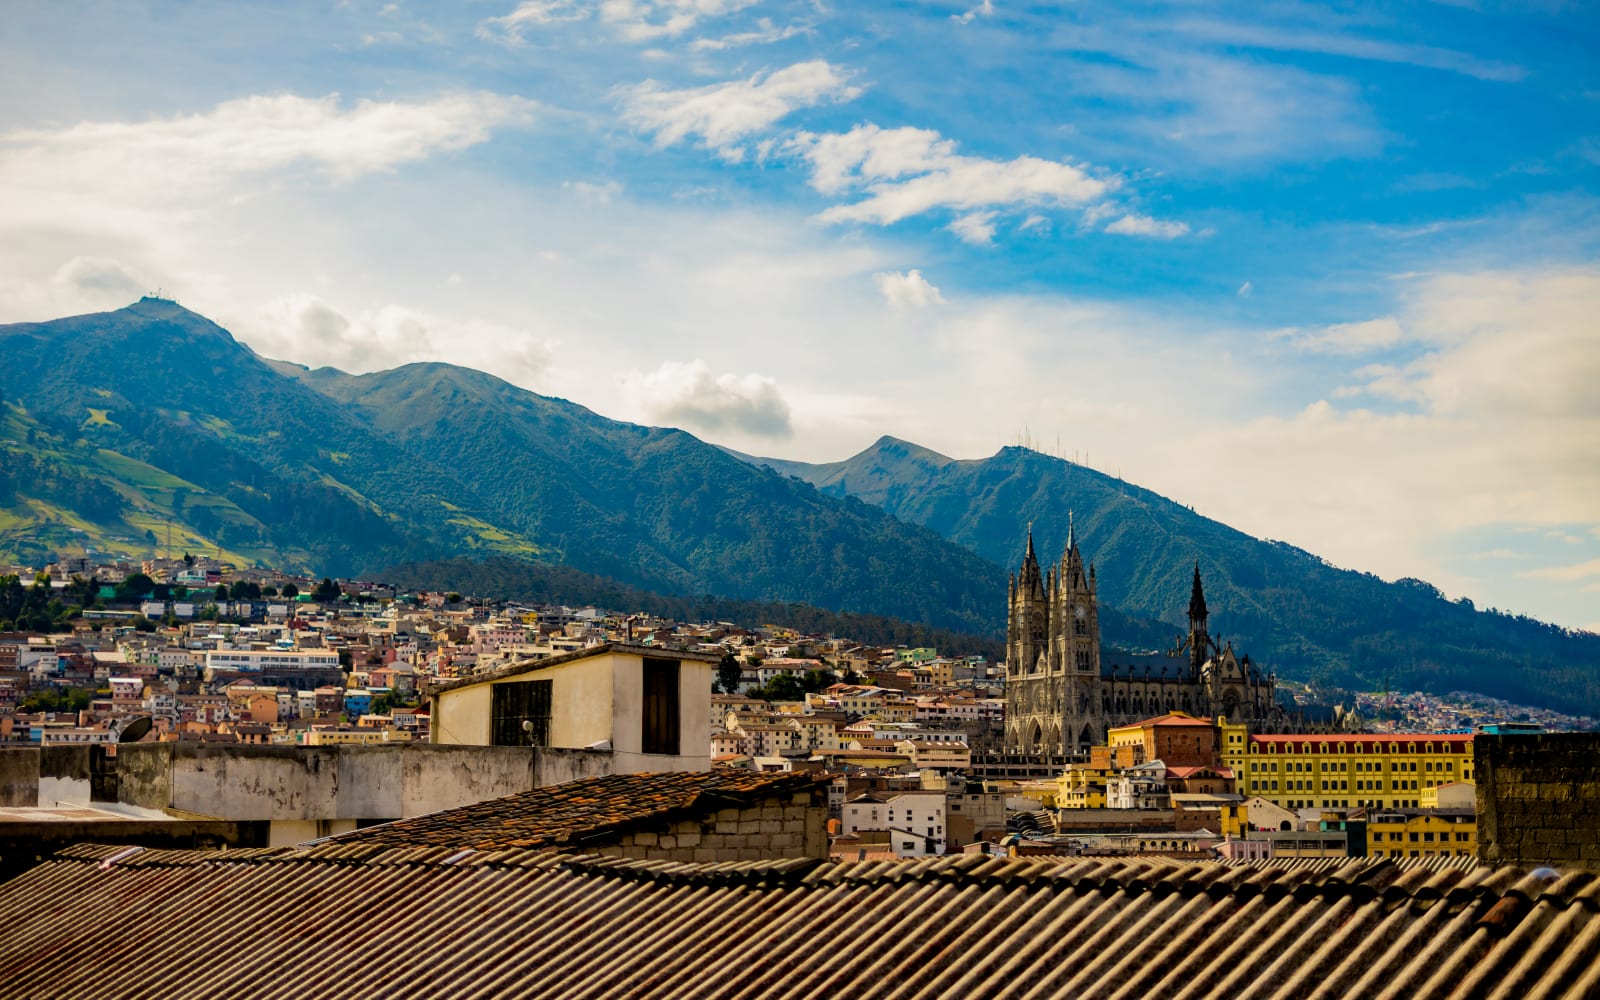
[118, 717, 153, 743]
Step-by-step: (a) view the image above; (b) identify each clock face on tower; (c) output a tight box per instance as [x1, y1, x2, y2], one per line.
[1074, 603, 1087, 620]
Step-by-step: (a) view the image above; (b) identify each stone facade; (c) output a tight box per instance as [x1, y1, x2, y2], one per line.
[1477, 733, 1600, 870]
[1005, 525, 1301, 755]
[580, 788, 829, 862]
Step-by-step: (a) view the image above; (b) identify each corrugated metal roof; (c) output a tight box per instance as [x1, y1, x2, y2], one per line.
[323, 769, 825, 850]
[0, 846, 1596, 998]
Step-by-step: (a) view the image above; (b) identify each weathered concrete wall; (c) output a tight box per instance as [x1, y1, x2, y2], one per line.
[113, 743, 613, 823]
[582, 786, 830, 862]
[1477, 733, 1600, 870]
[0, 749, 40, 807]
[115, 743, 174, 812]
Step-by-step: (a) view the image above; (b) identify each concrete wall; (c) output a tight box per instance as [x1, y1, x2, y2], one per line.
[581, 787, 829, 863]
[0, 747, 95, 808]
[113, 743, 615, 823]
[1477, 733, 1600, 870]
[0, 749, 43, 807]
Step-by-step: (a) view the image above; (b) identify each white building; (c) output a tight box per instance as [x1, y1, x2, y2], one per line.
[887, 791, 947, 857]
[428, 643, 717, 774]
[205, 650, 340, 673]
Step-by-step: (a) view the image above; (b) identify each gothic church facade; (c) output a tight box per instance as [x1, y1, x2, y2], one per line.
[1005, 525, 1302, 755]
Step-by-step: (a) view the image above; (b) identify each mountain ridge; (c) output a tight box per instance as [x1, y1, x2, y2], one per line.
[0, 300, 1006, 635]
[739, 436, 1600, 715]
[1, 299, 1594, 715]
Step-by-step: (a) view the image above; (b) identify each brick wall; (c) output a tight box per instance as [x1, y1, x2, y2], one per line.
[583, 787, 830, 863]
[1477, 734, 1600, 870]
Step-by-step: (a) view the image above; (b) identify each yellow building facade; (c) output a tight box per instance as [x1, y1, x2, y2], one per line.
[1367, 809, 1477, 859]
[1219, 724, 1474, 810]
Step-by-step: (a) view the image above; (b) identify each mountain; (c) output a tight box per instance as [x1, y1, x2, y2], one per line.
[740, 436, 1600, 717]
[0, 300, 1004, 634]
[5, 300, 1594, 716]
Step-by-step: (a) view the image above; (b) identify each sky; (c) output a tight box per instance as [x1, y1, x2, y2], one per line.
[1, 1, 1597, 631]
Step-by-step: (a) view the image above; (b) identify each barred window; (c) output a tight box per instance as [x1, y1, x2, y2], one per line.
[492, 680, 552, 746]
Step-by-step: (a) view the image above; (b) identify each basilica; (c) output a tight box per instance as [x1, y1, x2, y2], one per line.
[1005, 523, 1315, 755]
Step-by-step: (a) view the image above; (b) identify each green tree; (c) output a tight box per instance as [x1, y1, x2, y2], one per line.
[760, 674, 804, 702]
[261, 585, 278, 597]
[214, 584, 230, 601]
[115, 573, 155, 601]
[312, 578, 341, 602]
[716, 650, 743, 694]
[281, 583, 299, 599]
[801, 669, 837, 693]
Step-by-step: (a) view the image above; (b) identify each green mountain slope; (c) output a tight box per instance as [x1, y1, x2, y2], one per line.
[0, 300, 1005, 634]
[742, 436, 1600, 716]
[283, 363, 1004, 632]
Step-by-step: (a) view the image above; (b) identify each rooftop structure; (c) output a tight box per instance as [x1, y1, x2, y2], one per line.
[1, 848, 1595, 998]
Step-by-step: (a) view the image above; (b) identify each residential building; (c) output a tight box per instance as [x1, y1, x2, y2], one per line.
[427, 643, 716, 773]
[1368, 808, 1477, 859]
[1221, 727, 1474, 810]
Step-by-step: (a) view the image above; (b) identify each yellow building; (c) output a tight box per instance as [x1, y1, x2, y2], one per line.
[1057, 760, 1116, 809]
[1367, 809, 1477, 859]
[1057, 783, 1107, 809]
[1218, 724, 1474, 810]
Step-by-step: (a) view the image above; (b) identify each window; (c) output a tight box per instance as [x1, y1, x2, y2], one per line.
[491, 680, 552, 746]
[642, 658, 681, 755]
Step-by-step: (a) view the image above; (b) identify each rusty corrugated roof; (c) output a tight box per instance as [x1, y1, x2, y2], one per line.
[325, 769, 826, 851]
[0, 847, 1596, 999]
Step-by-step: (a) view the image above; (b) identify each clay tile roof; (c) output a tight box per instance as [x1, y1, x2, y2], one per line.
[1, 850, 1596, 999]
[327, 769, 824, 851]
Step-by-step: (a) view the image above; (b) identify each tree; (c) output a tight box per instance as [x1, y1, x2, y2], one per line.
[214, 584, 230, 601]
[312, 578, 341, 602]
[801, 669, 838, 693]
[115, 573, 155, 602]
[280, 583, 299, 599]
[262, 585, 278, 597]
[716, 650, 743, 694]
[761, 674, 804, 702]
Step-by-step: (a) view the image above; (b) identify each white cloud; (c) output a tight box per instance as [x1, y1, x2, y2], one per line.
[1237, 281, 1253, 298]
[479, 0, 761, 44]
[51, 257, 152, 306]
[789, 123, 1117, 228]
[1103, 213, 1190, 239]
[949, 212, 998, 245]
[1, 92, 533, 188]
[249, 294, 555, 389]
[690, 18, 808, 51]
[603, 0, 762, 43]
[626, 359, 793, 437]
[1290, 316, 1405, 355]
[562, 179, 624, 204]
[620, 61, 862, 156]
[478, 1, 589, 44]
[874, 269, 945, 309]
[953, 1, 995, 25]
[1520, 559, 1600, 582]
[0, 92, 535, 247]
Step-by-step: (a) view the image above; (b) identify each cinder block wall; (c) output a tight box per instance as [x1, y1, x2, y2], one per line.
[585, 787, 829, 862]
[1477, 734, 1600, 870]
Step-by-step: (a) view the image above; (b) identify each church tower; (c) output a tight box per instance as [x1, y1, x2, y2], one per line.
[1007, 529, 1048, 678]
[1053, 517, 1102, 750]
[1187, 562, 1212, 675]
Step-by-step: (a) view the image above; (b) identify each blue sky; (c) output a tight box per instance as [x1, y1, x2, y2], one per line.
[1, 1, 1597, 631]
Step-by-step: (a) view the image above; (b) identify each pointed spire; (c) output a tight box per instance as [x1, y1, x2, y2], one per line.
[1025, 521, 1037, 564]
[1189, 561, 1208, 622]
[1065, 510, 1076, 554]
